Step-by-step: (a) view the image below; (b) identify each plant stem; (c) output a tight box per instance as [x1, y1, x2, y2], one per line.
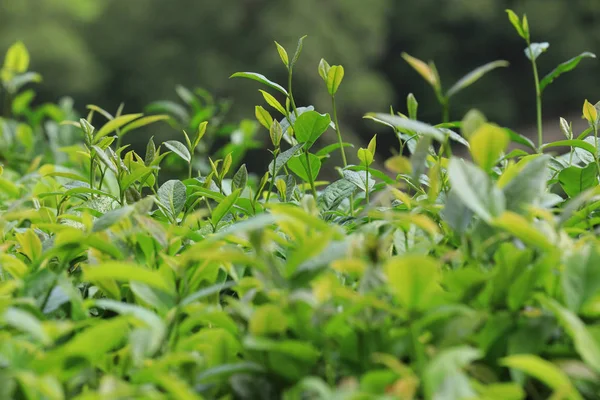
[527, 41, 544, 151]
[304, 151, 317, 198]
[331, 96, 347, 167]
[288, 68, 299, 118]
[441, 98, 450, 124]
[266, 148, 279, 202]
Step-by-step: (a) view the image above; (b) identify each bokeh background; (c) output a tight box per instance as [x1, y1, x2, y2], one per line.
[1, 0, 600, 173]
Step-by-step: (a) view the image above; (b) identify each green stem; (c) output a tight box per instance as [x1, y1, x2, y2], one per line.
[288, 68, 299, 118]
[331, 96, 347, 167]
[266, 148, 279, 202]
[528, 41, 544, 151]
[441, 98, 450, 124]
[304, 151, 317, 198]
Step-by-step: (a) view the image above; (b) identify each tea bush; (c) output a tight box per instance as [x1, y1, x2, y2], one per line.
[2, 10, 600, 400]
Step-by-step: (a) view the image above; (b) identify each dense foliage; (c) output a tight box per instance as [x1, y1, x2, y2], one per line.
[2, 11, 600, 399]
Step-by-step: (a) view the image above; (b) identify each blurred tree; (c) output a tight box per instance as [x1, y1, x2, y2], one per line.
[2, 0, 600, 168]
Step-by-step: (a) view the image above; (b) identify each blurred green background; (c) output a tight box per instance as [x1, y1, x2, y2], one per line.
[1, 0, 600, 171]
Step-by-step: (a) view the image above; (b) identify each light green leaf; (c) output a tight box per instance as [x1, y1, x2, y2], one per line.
[447, 158, 505, 222]
[540, 52, 596, 92]
[230, 72, 288, 96]
[249, 304, 288, 336]
[524, 42, 549, 61]
[118, 115, 170, 137]
[288, 153, 321, 183]
[384, 255, 442, 312]
[158, 179, 187, 217]
[94, 114, 143, 142]
[562, 245, 600, 313]
[318, 179, 356, 211]
[274, 41, 289, 67]
[500, 354, 581, 400]
[506, 9, 526, 39]
[469, 123, 510, 171]
[365, 113, 445, 142]
[447, 60, 509, 98]
[290, 35, 307, 67]
[259, 89, 287, 116]
[83, 262, 175, 294]
[326, 65, 344, 96]
[2, 41, 29, 75]
[212, 188, 242, 226]
[538, 295, 600, 373]
[268, 143, 304, 176]
[559, 163, 598, 198]
[293, 110, 331, 148]
[3, 307, 50, 345]
[164, 140, 191, 163]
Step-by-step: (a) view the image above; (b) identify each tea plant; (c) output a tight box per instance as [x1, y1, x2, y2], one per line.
[2, 10, 600, 400]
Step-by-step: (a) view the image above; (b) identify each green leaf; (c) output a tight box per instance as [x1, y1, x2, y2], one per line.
[318, 179, 356, 211]
[562, 245, 600, 313]
[255, 105, 273, 130]
[158, 179, 187, 217]
[2, 41, 30, 75]
[92, 205, 134, 232]
[268, 143, 304, 176]
[83, 262, 175, 294]
[315, 142, 354, 157]
[540, 52, 596, 91]
[290, 35, 307, 67]
[401, 52, 439, 88]
[259, 90, 287, 116]
[357, 148, 373, 166]
[506, 9, 526, 39]
[94, 114, 143, 142]
[243, 336, 320, 363]
[502, 155, 550, 212]
[232, 164, 248, 191]
[446, 60, 509, 98]
[505, 128, 536, 150]
[249, 304, 288, 336]
[468, 123, 510, 171]
[326, 65, 344, 96]
[212, 188, 242, 226]
[524, 42, 549, 61]
[318, 58, 331, 81]
[288, 153, 321, 183]
[59, 317, 130, 362]
[293, 111, 331, 148]
[542, 139, 596, 159]
[230, 72, 288, 96]
[492, 211, 554, 251]
[365, 113, 445, 142]
[539, 296, 600, 374]
[500, 354, 582, 400]
[424, 346, 482, 399]
[274, 41, 289, 67]
[118, 115, 170, 137]
[343, 169, 374, 192]
[164, 140, 191, 163]
[3, 307, 50, 345]
[559, 163, 598, 198]
[448, 158, 505, 222]
[385, 255, 442, 312]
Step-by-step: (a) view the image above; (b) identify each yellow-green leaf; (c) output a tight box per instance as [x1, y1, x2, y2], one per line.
[274, 41, 289, 67]
[255, 105, 273, 130]
[326, 65, 344, 96]
[83, 262, 175, 294]
[583, 99, 598, 125]
[469, 123, 510, 171]
[94, 114, 143, 142]
[401, 53, 438, 88]
[492, 211, 553, 251]
[259, 90, 287, 116]
[2, 41, 30, 75]
[384, 255, 442, 312]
